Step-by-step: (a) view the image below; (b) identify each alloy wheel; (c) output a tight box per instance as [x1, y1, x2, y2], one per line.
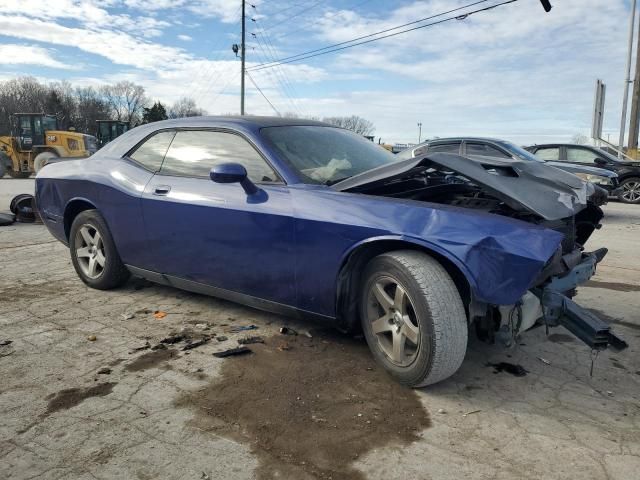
[75, 224, 106, 279]
[622, 181, 640, 203]
[365, 276, 420, 367]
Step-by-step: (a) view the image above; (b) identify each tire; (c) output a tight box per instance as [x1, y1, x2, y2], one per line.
[0, 213, 15, 226]
[7, 170, 31, 179]
[360, 250, 468, 387]
[69, 210, 130, 290]
[34, 152, 58, 173]
[618, 177, 640, 204]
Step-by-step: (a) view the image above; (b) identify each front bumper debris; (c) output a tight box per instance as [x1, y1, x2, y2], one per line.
[535, 248, 628, 352]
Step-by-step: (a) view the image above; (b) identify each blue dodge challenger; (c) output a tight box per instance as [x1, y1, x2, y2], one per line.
[35, 116, 626, 386]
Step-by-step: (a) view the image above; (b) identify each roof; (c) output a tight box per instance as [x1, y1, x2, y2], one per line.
[148, 115, 329, 129]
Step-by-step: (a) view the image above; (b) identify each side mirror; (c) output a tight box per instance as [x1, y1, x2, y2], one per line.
[594, 157, 608, 166]
[210, 162, 258, 195]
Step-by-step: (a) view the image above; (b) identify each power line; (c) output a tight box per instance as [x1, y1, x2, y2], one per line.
[261, 0, 326, 32]
[248, 0, 517, 72]
[246, 71, 281, 115]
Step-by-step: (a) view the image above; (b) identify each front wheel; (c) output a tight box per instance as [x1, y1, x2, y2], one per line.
[69, 210, 130, 289]
[360, 250, 468, 387]
[619, 177, 640, 204]
[34, 152, 58, 173]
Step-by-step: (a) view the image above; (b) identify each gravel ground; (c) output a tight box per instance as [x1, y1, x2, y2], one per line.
[1, 178, 639, 480]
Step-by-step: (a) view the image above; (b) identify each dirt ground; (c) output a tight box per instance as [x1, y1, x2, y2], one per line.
[1, 179, 639, 480]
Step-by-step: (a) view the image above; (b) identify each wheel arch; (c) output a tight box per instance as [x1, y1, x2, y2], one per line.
[63, 198, 98, 241]
[335, 236, 477, 332]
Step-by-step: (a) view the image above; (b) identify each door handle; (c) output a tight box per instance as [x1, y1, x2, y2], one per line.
[153, 185, 171, 196]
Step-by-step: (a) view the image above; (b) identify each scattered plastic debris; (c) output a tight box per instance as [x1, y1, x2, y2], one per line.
[97, 367, 112, 375]
[537, 357, 551, 365]
[229, 325, 258, 333]
[277, 342, 291, 351]
[279, 327, 298, 336]
[87, 335, 97, 342]
[438, 408, 447, 414]
[182, 338, 209, 351]
[302, 330, 313, 338]
[121, 313, 135, 321]
[213, 346, 252, 358]
[0, 340, 12, 346]
[238, 336, 264, 345]
[153, 311, 167, 319]
[195, 323, 209, 330]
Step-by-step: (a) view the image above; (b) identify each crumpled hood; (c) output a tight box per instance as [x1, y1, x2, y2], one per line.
[333, 153, 593, 221]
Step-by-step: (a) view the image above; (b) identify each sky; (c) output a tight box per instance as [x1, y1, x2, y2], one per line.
[0, 0, 635, 144]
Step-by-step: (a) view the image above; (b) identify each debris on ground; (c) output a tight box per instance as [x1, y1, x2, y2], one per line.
[153, 311, 167, 319]
[195, 323, 209, 330]
[10, 194, 40, 223]
[302, 330, 313, 338]
[129, 342, 151, 353]
[136, 308, 152, 315]
[0, 212, 15, 226]
[229, 325, 258, 333]
[537, 357, 551, 365]
[0, 340, 12, 346]
[216, 336, 228, 342]
[279, 326, 298, 336]
[238, 336, 264, 345]
[160, 335, 185, 344]
[151, 343, 168, 351]
[213, 346, 252, 358]
[182, 338, 210, 351]
[277, 342, 291, 351]
[87, 335, 97, 342]
[121, 313, 135, 320]
[438, 408, 447, 414]
[97, 367, 112, 375]
[463, 409, 482, 417]
[487, 362, 528, 377]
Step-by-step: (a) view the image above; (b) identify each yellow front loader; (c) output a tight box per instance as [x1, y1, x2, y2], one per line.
[0, 113, 98, 178]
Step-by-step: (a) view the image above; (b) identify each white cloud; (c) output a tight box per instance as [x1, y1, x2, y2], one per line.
[0, 44, 75, 70]
[178, 34, 193, 41]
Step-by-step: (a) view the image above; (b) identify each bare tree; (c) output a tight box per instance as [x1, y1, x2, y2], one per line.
[0, 76, 49, 134]
[73, 86, 111, 135]
[168, 97, 207, 118]
[321, 115, 375, 135]
[100, 81, 147, 127]
[571, 133, 589, 145]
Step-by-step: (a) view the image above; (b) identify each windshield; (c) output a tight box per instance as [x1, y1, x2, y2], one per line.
[497, 140, 545, 162]
[261, 126, 397, 184]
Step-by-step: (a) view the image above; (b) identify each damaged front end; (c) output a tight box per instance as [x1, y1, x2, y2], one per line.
[335, 153, 628, 353]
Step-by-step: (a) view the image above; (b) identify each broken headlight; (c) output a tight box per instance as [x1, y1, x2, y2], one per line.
[574, 173, 612, 186]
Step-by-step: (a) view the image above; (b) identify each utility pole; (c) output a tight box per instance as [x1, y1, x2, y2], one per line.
[240, 0, 246, 115]
[417, 122, 422, 143]
[619, 0, 637, 157]
[629, 9, 640, 156]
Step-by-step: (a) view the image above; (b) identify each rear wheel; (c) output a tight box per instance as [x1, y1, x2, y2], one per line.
[69, 210, 130, 289]
[34, 152, 58, 173]
[360, 250, 468, 387]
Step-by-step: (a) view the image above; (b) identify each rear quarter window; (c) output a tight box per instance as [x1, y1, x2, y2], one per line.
[129, 131, 176, 172]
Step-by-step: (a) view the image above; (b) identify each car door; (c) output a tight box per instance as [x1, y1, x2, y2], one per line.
[564, 146, 603, 168]
[140, 129, 296, 305]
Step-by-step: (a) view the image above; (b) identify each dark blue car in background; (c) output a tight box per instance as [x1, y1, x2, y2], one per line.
[35, 117, 627, 387]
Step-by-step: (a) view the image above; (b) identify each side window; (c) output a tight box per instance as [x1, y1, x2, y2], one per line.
[466, 143, 510, 158]
[160, 130, 279, 183]
[129, 131, 176, 172]
[532, 147, 560, 161]
[427, 143, 461, 154]
[566, 147, 598, 163]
